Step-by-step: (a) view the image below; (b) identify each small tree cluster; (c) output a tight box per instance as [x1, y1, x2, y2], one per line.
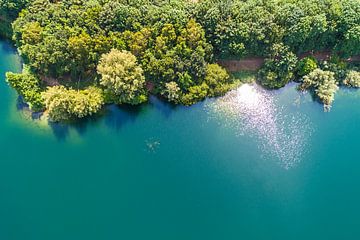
[258, 44, 298, 89]
[296, 57, 318, 78]
[42, 86, 104, 122]
[343, 71, 360, 88]
[299, 69, 339, 108]
[161, 82, 181, 104]
[204, 63, 231, 97]
[6, 67, 45, 112]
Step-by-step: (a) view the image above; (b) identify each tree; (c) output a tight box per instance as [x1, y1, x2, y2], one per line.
[296, 57, 318, 77]
[181, 82, 209, 106]
[343, 70, 360, 88]
[139, 19, 213, 100]
[258, 43, 298, 89]
[42, 86, 104, 122]
[6, 66, 45, 112]
[0, 0, 30, 38]
[97, 49, 148, 105]
[6, 0, 360, 113]
[341, 26, 360, 57]
[204, 63, 231, 96]
[299, 69, 339, 108]
[161, 81, 181, 103]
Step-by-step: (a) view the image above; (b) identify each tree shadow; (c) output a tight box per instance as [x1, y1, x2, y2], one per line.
[48, 110, 106, 141]
[148, 95, 179, 119]
[103, 104, 145, 133]
[47, 97, 185, 141]
[0, 40, 18, 55]
[339, 85, 360, 94]
[48, 122, 71, 141]
[16, 96, 44, 120]
[16, 94, 181, 141]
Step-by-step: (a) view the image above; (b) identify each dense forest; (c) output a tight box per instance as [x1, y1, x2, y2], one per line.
[0, 0, 29, 38]
[2, 0, 360, 121]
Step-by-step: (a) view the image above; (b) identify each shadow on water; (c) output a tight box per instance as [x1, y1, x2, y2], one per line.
[15, 96, 105, 141]
[48, 122, 72, 141]
[1, 40, 17, 54]
[16, 96, 43, 120]
[103, 96, 180, 132]
[148, 95, 180, 119]
[15, 94, 182, 141]
[280, 82, 325, 108]
[103, 104, 144, 132]
[48, 115, 103, 141]
[340, 85, 360, 94]
[48, 101, 149, 141]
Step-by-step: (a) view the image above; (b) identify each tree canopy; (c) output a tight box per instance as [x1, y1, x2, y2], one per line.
[97, 49, 147, 105]
[2, 0, 360, 120]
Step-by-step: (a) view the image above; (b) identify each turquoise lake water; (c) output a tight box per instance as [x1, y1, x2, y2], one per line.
[1, 40, 360, 239]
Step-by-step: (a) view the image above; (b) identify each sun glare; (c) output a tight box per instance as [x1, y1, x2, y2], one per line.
[207, 84, 312, 169]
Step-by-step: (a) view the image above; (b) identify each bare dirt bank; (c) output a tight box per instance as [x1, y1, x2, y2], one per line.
[218, 52, 360, 72]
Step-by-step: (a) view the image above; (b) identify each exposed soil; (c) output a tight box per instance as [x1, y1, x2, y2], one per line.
[40, 76, 60, 87]
[217, 58, 264, 72]
[218, 52, 360, 72]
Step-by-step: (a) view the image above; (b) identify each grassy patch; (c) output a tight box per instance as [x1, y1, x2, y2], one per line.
[231, 71, 257, 84]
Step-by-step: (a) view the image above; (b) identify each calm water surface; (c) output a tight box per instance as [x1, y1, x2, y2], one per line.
[1, 40, 360, 239]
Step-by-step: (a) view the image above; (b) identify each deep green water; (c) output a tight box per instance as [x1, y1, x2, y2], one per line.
[1, 40, 360, 240]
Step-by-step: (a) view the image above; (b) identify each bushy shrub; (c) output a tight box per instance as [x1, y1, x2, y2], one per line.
[161, 81, 181, 103]
[299, 69, 339, 108]
[6, 67, 45, 112]
[343, 70, 360, 88]
[258, 44, 298, 89]
[296, 57, 318, 77]
[204, 63, 231, 97]
[42, 86, 104, 122]
[321, 56, 348, 81]
[181, 83, 209, 106]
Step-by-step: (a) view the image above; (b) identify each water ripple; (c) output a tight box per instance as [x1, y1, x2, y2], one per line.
[206, 84, 313, 169]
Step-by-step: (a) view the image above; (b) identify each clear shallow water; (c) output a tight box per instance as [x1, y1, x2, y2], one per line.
[1, 40, 360, 239]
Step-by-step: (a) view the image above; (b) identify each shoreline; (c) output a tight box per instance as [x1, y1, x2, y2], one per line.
[218, 52, 360, 72]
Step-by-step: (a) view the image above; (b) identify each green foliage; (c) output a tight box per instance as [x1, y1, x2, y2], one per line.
[296, 57, 318, 78]
[11, 0, 117, 77]
[204, 63, 231, 97]
[344, 70, 360, 87]
[10, 1, 218, 108]
[321, 56, 348, 81]
[0, 0, 29, 13]
[139, 19, 213, 91]
[0, 0, 30, 38]
[3, 0, 360, 119]
[258, 44, 298, 89]
[97, 49, 147, 105]
[341, 26, 360, 57]
[9, 0, 360, 64]
[181, 83, 210, 106]
[195, 0, 360, 57]
[42, 86, 104, 122]
[0, 16, 13, 39]
[161, 82, 181, 104]
[299, 69, 339, 107]
[6, 67, 45, 111]
[195, 0, 284, 57]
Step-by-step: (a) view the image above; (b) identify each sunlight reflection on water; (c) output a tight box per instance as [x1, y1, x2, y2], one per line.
[206, 84, 313, 169]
